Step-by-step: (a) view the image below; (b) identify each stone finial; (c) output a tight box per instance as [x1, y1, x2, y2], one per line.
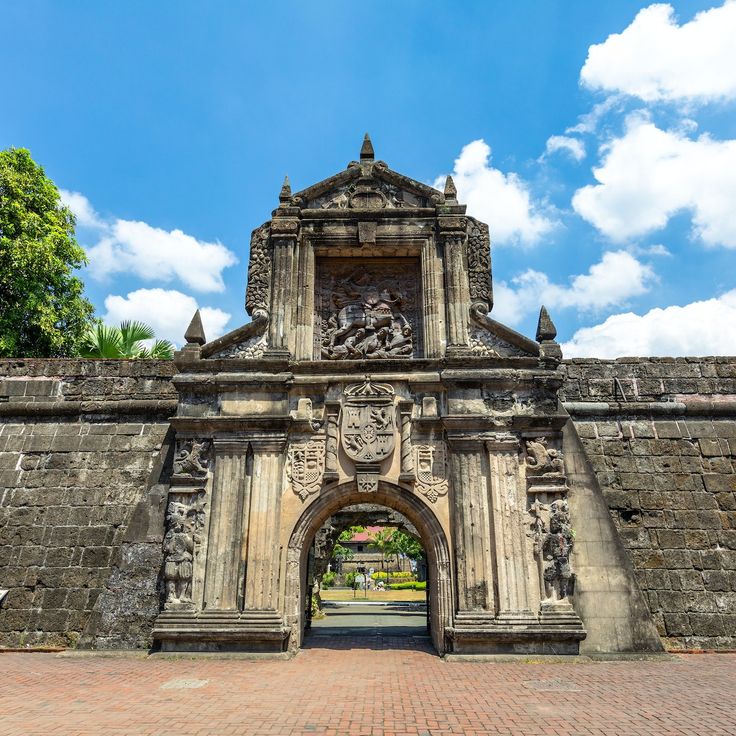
[536, 305, 557, 342]
[360, 133, 375, 162]
[279, 175, 292, 204]
[444, 175, 458, 202]
[184, 309, 206, 346]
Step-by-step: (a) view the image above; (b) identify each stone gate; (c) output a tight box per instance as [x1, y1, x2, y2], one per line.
[149, 136, 661, 655]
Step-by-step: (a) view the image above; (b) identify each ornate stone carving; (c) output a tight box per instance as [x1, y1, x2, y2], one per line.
[245, 223, 271, 317]
[398, 402, 414, 481]
[163, 492, 206, 608]
[341, 379, 395, 464]
[415, 443, 449, 503]
[211, 332, 268, 360]
[467, 220, 492, 311]
[525, 438, 564, 475]
[312, 181, 429, 210]
[287, 440, 325, 501]
[469, 326, 527, 358]
[173, 439, 211, 478]
[316, 260, 421, 359]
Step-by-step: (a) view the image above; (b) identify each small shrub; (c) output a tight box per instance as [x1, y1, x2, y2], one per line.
[371, 571, 414, 580]
[387, 581, 427, 590]
[321, 571, 337, 588]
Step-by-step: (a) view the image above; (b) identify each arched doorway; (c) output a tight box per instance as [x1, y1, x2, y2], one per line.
[284, 482, 453, 655]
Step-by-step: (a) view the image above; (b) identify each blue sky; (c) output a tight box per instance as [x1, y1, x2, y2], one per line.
[2, 0, 735, 356]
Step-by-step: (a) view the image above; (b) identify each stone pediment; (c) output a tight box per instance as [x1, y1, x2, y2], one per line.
[293, 160, 443, 211]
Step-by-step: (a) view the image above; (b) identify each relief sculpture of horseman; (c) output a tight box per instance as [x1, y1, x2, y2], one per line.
[322, 271, 412, 359]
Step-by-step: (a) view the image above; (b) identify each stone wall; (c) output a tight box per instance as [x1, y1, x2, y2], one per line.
[562, 358, 736, 649]
[0, 360, 176, 648]
[1, 357, 735, 651]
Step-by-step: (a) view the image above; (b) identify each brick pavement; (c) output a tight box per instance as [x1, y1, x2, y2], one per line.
[2, 644, 736, 736]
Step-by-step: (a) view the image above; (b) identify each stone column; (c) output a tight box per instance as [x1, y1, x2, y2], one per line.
[294, 238, 316, 360]
[439, 219, 470, 351]
[448, 437, 495, 612]
[266, 214, 299, 357]
[398, 401, 415, 482]
[487, 440, 535, 622]
[243, 433, 287, 611]
[421, 237, 447, 357]
[203, 439, 250, 611]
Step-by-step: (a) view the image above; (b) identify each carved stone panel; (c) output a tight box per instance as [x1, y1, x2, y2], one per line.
[315, 258, 423, 360]
[163, 491, 207, 609]
[309, 181, 430, 210]
[414, 442, 449, 503]
[173, 439, 211, 480]
[340, 379, 395, 464]
[245, 223, 271, 318]
[287, 440, 325, 501]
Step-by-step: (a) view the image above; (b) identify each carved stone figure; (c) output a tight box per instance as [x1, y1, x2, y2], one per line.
[525, 438, 564, 475]
[317, 263, 419, 360]
[173, 440, 211, 478]
[341, 379, 395, 464]
[415, 443, 449, 503]
[541, 499, 575, 604]
[163, 494, 206, 607]
[287, 440, 326, 501]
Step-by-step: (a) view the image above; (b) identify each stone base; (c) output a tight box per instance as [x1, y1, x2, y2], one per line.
[153, 610, 290, 653]
[447, 609, 586, 655]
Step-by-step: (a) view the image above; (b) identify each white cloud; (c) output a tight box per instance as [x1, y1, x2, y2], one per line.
[59, 189, 105, 229]
[563, 290, 736, 357]
[572, 116, 736, 247]
[434, 139, 555, 245]
[88, 220, 237, 293]
[61, 189, 238, 292]
[581, 1, 736, 104]
[493, 250, 654, 326]
[544, 135, 586, 161]
[102, 288, 231, 346]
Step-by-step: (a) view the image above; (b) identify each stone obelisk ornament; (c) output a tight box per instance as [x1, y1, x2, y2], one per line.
[341, 377, 396, 492]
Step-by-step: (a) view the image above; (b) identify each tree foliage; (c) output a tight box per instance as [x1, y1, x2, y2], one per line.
[80, 321, 174, 359]
[0, 148, 95, 357]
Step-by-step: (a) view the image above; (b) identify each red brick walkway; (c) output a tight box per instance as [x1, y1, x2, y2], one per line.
[2, 645, 736, 735]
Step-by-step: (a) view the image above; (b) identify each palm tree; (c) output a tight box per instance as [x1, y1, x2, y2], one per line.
[80, 321, 174, 359]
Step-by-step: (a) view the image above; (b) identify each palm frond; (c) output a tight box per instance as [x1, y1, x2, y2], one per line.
[79, 324, 123, 358]
[119, 320, 155, 356]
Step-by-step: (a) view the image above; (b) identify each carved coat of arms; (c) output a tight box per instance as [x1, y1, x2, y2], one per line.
[287, 441, 325, 501]
[341, 379, 396, 465]
[415, 443, 449, 503]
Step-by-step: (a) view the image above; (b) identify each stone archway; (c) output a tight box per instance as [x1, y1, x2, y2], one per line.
[284, 482, 453, 655]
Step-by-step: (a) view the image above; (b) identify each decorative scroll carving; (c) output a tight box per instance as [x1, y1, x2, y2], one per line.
[525, 438, 564, 476]
[316, 260, 422, 360]
[173, 439, 211, 478]
[211, 332, 267, 360]
[467, 220, 492, 310]
[341, 379, 395, 464]
[312, 181, 429, 210]
[468, 327, 527, 358]
[163, 492, 206, 608]
[245, 222, 271, 317]
[287, 440, 325, 501]
[324, 404, 340, 481]
[415, 443, 449, 503]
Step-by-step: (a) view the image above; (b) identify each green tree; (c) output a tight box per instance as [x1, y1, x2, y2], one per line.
[0, 147, 95, 357]
[80, 321, 174, 359]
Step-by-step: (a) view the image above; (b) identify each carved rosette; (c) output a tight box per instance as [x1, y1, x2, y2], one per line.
[287, 440, 326, 501]
[163, 490, 207, 610]
[414, 442, 449, 503]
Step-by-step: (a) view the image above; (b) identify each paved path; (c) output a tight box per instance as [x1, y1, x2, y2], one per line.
[309, 602, 429, 641]
[2, 649, 736, 735]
